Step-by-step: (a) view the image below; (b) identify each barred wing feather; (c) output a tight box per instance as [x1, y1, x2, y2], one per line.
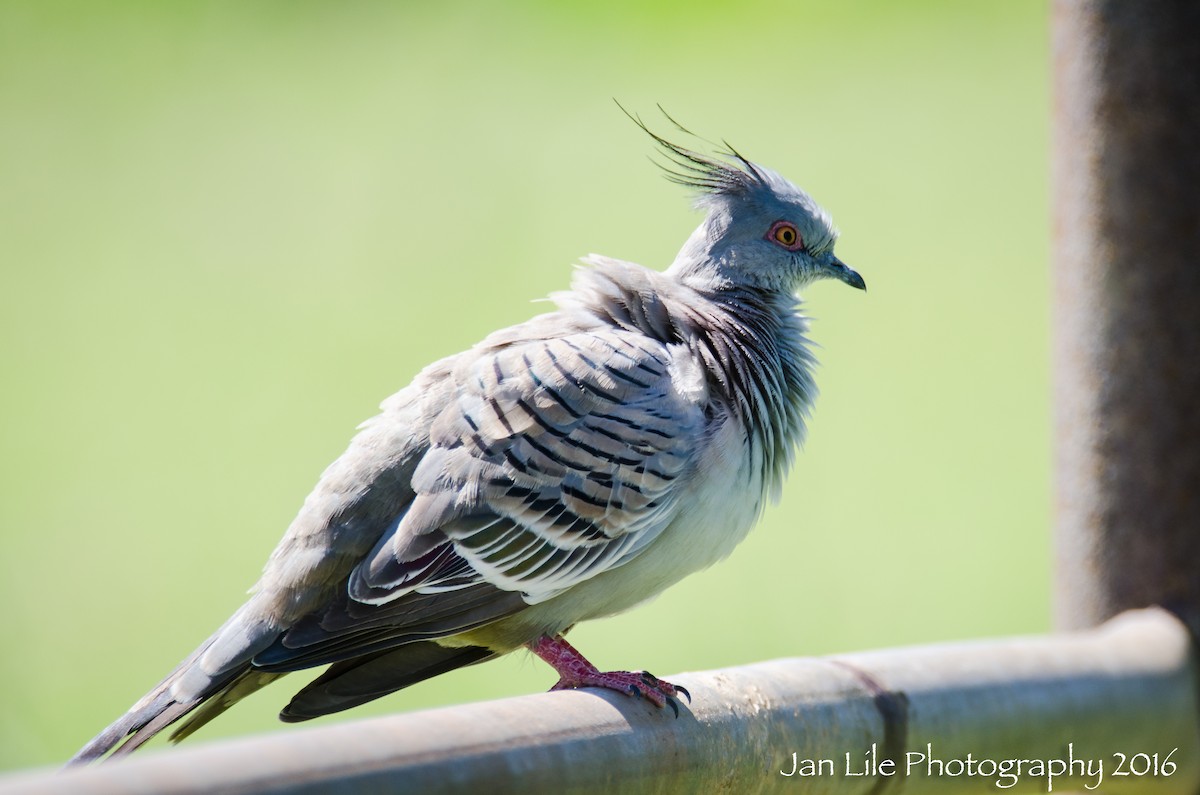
[350, 327, 704, 607]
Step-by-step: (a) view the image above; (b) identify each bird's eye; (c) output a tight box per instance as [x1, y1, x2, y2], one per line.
[766, 220, 804, 252]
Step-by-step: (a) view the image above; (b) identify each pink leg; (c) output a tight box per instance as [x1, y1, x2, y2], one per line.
[526, 634, 690, 716]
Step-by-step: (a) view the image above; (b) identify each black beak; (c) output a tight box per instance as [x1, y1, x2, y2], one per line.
[830, 255, 866, 291]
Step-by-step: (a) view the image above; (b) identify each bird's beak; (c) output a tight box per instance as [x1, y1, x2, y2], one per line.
[828, 254, 866, 291]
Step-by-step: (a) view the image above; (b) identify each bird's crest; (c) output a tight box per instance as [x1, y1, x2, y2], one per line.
[617, 102, 770, 205]
[618, 102, 838, 257]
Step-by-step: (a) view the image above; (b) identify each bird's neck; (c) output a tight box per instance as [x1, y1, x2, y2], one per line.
[681, 283, 818, 496]
[665, 219, 736, 289]
[565, 256, 817, 495]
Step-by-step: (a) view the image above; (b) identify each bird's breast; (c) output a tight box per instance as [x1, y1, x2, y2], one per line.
[499, 406, 765, 639]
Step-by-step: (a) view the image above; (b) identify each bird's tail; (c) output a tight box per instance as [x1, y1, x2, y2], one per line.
[67, 603, 282, 765]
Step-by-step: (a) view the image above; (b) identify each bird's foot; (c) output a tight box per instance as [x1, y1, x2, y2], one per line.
[526, 634, 690, 717]
[551, 669, 689, 717]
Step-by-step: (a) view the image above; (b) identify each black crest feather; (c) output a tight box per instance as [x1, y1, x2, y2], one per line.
[616, 101, 769, 200]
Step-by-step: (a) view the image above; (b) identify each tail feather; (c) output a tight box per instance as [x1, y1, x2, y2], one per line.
[68, 689, 179, 765]
[71, 639, 491, 763]
[67, 604, 283, 765]
[107, 699, 201, 758]
[280, 641, 493, 722]
[169, 670, 284, 744]
[68, 674, 217, 765]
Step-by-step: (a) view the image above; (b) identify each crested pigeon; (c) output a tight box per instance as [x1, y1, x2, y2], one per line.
[71, 112, 865, 763]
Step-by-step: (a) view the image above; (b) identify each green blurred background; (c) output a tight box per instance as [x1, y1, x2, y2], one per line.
[0, 0, 1049, 771]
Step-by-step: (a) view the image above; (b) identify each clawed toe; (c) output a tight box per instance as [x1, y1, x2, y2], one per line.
[638, 671, 687, 711]
[624, 671, 686, 715]
[529, 635, 689, 717]
[551, 669, 687, 715]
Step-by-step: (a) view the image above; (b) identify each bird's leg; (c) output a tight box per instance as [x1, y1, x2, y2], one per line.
[526, 634, 690, 717]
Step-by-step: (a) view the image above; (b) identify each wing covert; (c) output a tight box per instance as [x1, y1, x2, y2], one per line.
[351, 326, 706, 606]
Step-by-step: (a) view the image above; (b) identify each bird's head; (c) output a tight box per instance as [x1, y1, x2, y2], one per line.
[629, 110, 865, 295]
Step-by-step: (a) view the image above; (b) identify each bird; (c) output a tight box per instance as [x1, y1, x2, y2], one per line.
[69, 110, 865, 764]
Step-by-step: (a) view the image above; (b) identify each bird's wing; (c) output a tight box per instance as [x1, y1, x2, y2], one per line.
[352, 326, 704, 604]
[259, 323, 707, 669]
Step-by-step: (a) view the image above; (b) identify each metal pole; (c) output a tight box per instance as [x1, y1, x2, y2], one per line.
[1052, 0, 1200, 634]
[2, 610, 1196, 795]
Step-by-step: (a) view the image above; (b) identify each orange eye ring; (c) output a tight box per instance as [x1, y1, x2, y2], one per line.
[767, 220, 804, 252]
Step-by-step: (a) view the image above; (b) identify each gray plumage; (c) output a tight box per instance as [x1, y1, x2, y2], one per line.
[70, 114, 864, 764]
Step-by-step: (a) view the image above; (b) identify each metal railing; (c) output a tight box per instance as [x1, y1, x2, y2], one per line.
[2, 608, 1196, 795]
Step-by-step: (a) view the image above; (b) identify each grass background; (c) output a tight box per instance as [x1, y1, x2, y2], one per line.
[0, 0, 1049, 771]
